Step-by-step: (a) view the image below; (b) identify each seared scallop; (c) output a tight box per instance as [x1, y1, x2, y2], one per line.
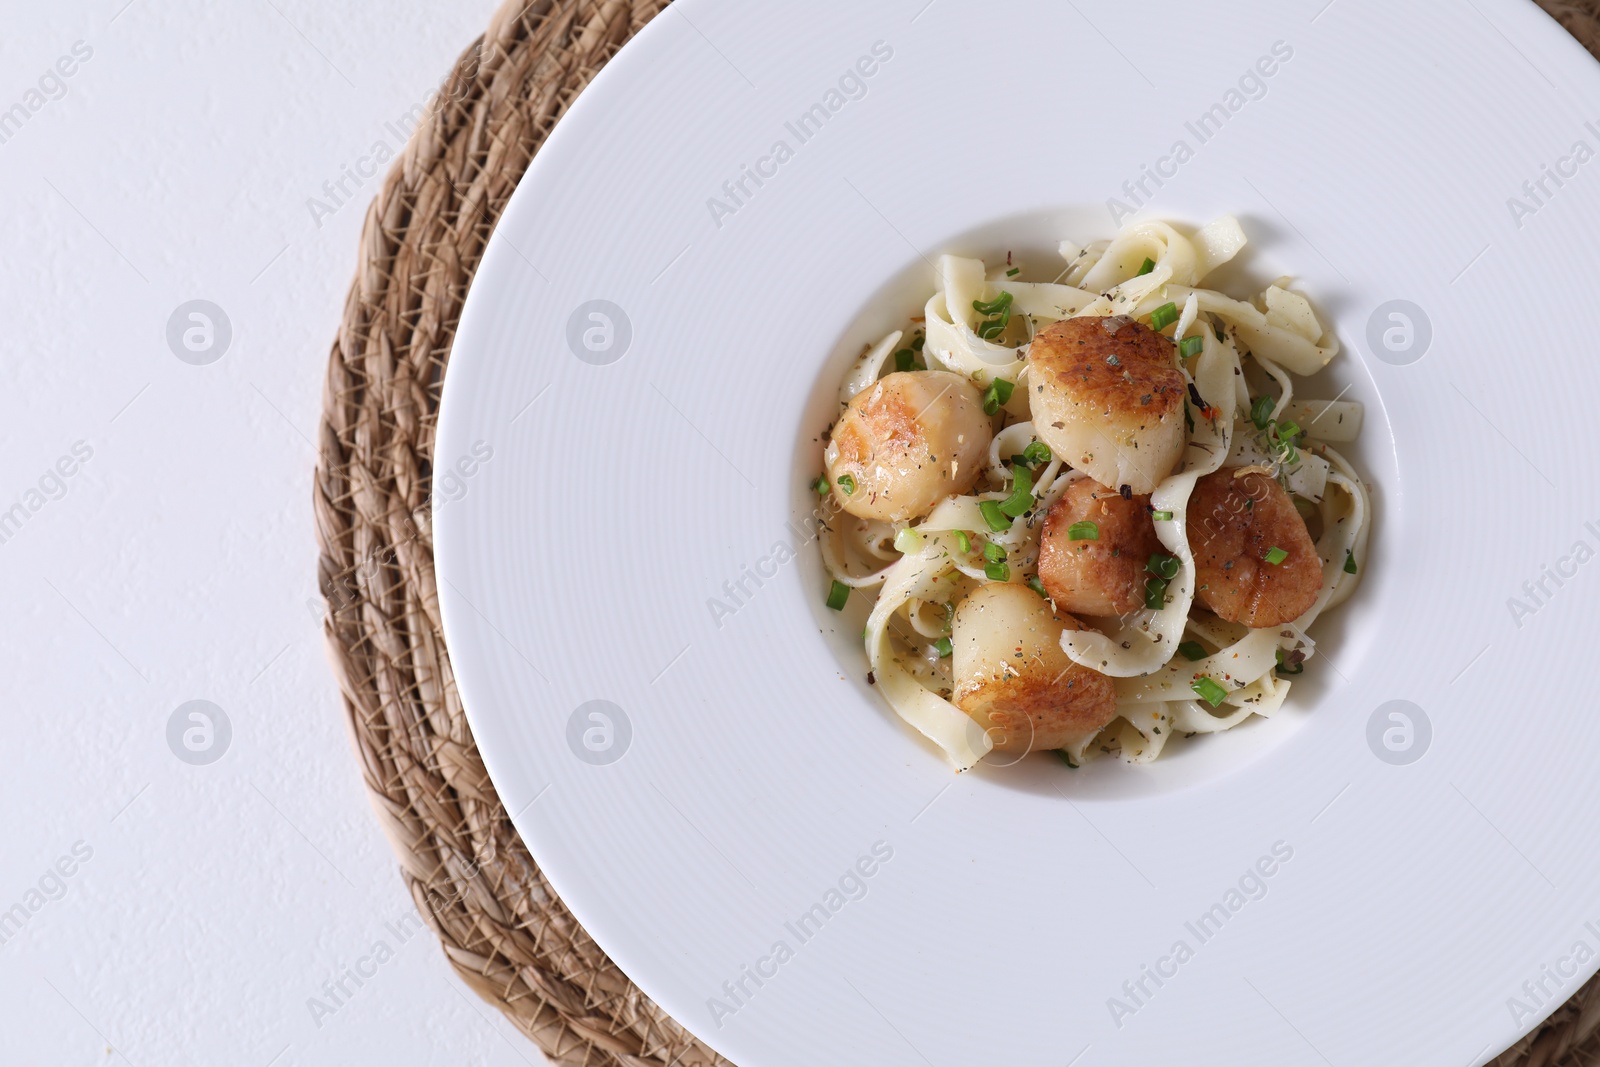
[1186, 467, 1322, 627]
[951, 583, 1117, 754]
[824, 371, 992, 523]
[1037, 478, 1164, 617]
[1027, 316, 1186, 495]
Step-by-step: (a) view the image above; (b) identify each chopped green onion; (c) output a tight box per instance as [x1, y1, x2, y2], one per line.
[955, 530, 972, 554]
[982, 541, 1007, 563]
[979, 500, 1011, 532]
[1276, 648, 1305, 676]
[1250, 395, 1274, 429]
[894, 348, 917, 372]
[837, 474, 856, 495]
[982, 377, 1016, 415]
[1010, 454, 1029, 468]
[1006, 266, 1021, 277]
[934, 636, 953, 658]
[1263, 546, 1289, 566]
[973, 292, 1013, 315]
[973, 291, 1015, 342]
[1178, 335, 1205, 359]
[825, 581, 850, 611]
[1026, 575, 1049, 598]
[812, 474, 829, 496]
[1057, 750, 1079, 769]
[1137, 257, 1156, 276]
[1150, 510, 1173, 521]
[1177, 641, 1207, 662]
[998, 464, 1034, 517]
[1191, 676, 1228, 707]
[1277, 420, 1302, 440]
[1022, 441, 1052, 467]
[1068, 520, 1099, 541]
[1260, 419, 1299, 463]
[1144, 577, 1168, 610]
[1146, 553, 1179, 580]
[1148, 302, 1179, 332]
[894, 528, 923, 554]
[912, 333, 925, 350]
[1344, 550, 1358, 575]
[984, 560, 1011, 582]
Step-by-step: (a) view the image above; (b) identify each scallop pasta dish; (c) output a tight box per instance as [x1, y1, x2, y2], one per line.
[814, 217, 1369, 771]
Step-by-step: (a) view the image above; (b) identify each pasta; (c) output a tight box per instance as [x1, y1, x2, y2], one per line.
[814, 217, 1369, 771]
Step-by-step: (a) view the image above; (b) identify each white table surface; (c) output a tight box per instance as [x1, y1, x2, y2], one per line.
[0, 1, 554, 1063]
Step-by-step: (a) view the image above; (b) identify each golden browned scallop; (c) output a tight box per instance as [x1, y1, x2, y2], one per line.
[1027, 315, 1186, 495]
[1036, 478, 1165, 617]
[1186, 467, 1323, 628]
[951, 583, 1117, 754]
[824, 371, 992, 523]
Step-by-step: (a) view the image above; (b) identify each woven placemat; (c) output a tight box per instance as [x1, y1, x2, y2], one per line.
[313, 2, 1600, 1063]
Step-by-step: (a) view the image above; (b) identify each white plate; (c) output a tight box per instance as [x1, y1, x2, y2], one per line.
[435, 1, 1600, 1062]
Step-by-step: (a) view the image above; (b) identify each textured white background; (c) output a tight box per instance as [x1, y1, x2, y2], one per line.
[0, 1, 554, 1063]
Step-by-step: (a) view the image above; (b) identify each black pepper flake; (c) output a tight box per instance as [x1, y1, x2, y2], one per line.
[1187, 382, 1206, 409]
[1119, 484, 1132, 500]
[866, 671, 876, 685]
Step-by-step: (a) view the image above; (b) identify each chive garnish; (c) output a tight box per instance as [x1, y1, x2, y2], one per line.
[979, 500, 1011, 532]
[1022, 441, 1052, 467]
[1146, 553, 1179, 580]
[1250, 395, 1274, 429]
[982, 541, 1006, 563]
[1067, 520, 1099, 541]
[1263, 546, 1288, 566]
[825, 581, 850, 611]
[1150, 510, 1173, 521]
[1148, 302, 1179, 332]
[1177, 641, 1207, 662]
[984, 560, 1011, 582]
[934, 636, 953, 658]
[1006, 267, 1021, 277]
[955, 530, 972, 554]
[1191, 676, 1228, 707]
[982, 377, 1016, 415]
[974, 291, 1014, 341]
[1344, 550, 1358, 575]
[1179, 335, 1204, 359]
[1144, 577, 1168, 610]
[836, 474, 856, 495]
[1027, 575, 1049, 598]
[813, 474, 829, 496]
[1137, 257, 1156, 276]
[998, 465, 1034, 517]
